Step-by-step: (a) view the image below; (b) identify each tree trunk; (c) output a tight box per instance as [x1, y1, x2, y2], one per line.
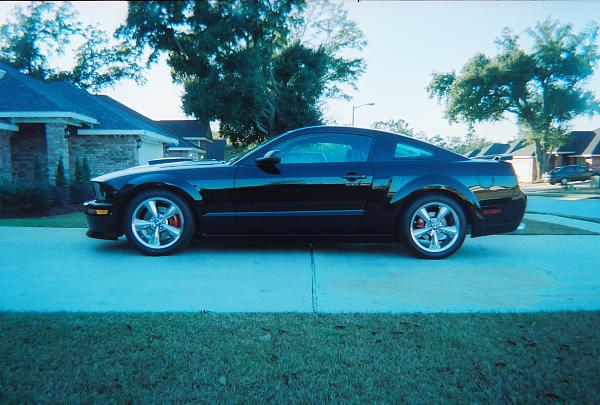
[533, 139, 548, 181]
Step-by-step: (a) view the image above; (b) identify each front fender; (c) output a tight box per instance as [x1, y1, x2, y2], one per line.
[121, 173, 200, 201]
[389, 175, 480, 209]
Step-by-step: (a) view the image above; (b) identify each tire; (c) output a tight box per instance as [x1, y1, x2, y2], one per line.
[123, 189, 195, 256]
[560, 177, 568, 186]
[400, 194, 467, 259]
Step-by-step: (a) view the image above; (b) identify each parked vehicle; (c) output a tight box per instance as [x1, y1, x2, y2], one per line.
[84, 126, 526, 259]
[543, 165, 599, 185]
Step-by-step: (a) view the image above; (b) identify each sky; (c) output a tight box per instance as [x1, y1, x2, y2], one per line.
[1, 0, 600, 143]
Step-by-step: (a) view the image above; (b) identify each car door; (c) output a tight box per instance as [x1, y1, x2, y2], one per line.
[233, 132, 374, 234]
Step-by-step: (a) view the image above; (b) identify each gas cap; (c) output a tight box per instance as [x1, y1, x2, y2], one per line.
[478, 175, 495, 189]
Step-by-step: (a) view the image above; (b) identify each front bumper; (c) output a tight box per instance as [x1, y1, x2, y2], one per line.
[83, 200, 121, 240]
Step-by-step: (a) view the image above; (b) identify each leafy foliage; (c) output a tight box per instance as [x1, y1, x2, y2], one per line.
[55, 158, 67, 189]
[0, 2, 143, 91]
[0, 181, 52, 214]
[121, 0, 366, 147]
[73, 157, 91, 183]
[372, 119, 491, 155]
[427, 19, 600, 175]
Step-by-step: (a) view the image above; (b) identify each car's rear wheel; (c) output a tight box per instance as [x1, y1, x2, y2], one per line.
[123, 189, 195, 256]
[400, 194, 467, 259]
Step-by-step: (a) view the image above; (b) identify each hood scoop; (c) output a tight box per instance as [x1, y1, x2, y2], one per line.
[148, 157, 194, 165]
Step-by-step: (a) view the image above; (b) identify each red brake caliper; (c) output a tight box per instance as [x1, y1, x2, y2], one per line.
[415, 218, 425, 228]
[168, 214, 180, 228]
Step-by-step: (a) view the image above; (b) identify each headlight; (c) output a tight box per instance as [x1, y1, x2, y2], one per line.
[92, 182, 107, 201]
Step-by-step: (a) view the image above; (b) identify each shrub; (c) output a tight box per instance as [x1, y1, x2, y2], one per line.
[69, 182, 93, 203]
[55, 159, 67, 189]
[0, 182, 52, 214]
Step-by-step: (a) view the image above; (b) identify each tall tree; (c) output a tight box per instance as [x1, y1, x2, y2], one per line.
[0, 1, 143, 91]
[427, 19, 600, 177]
[121, 0, 366, 147]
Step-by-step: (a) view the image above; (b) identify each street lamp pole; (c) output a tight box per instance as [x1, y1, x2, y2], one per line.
[351, 102, 375, 126]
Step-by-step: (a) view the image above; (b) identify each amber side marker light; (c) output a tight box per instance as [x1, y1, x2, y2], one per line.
[482, 207, 502, 215]
[88, 209, 109, 215]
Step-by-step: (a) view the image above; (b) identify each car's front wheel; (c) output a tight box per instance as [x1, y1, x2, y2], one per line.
[400, 194, 467, 259]
[123, 189, 195, 256]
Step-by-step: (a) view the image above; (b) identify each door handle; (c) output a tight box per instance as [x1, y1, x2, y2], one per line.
[342, 173, 367, 181]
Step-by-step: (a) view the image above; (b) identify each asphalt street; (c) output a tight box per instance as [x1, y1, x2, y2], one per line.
[1, 227, 599, 312]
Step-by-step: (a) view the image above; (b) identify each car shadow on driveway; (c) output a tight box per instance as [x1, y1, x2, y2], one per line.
[93, 235, 416, 258]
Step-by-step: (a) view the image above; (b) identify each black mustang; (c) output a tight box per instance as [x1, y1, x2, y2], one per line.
[84, 126, 526, 259]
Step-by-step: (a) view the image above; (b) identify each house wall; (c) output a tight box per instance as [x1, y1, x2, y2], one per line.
[46, 122, 69, 184]
[10, 123, 46, 183]
[586, 157, 600, 169]
[166, 149, 197, 159]
[70, 135, 139, 178]
[510, 157, 535, 183]
[0, 130, 12, 181]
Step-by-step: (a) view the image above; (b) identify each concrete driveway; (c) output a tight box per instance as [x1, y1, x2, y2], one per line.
[2, 226, 599, 313]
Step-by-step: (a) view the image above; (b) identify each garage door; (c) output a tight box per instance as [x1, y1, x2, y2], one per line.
[139, 141, 164, 165]
[509, 158, 534, 183]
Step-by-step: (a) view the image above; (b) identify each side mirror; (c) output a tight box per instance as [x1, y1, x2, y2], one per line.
[256, 150, 281, 165]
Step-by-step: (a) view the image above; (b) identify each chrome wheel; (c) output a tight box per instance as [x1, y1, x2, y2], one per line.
[409, 202, 460, 253]
[130, 197, 184, 249]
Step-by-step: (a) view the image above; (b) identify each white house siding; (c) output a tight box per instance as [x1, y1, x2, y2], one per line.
[510, 157, 535, 183]
[138, 140, 164, 165]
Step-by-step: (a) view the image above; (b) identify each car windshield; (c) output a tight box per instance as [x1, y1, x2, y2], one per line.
[227, 131, 291, 164]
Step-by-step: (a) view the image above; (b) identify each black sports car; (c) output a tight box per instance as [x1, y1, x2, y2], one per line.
[84, 126, 526, 259]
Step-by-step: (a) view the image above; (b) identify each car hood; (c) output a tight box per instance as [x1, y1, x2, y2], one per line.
[92, 159, 228, 183]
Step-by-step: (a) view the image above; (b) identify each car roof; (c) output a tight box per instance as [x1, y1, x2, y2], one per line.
[287, 125, 465, 159]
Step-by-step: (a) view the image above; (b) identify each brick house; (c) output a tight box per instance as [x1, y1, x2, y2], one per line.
[0, 62, 212, 184]
[464, 131, 600, 183]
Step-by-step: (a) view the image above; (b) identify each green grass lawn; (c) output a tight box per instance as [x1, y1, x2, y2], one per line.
[511, 218, 600, 235]
[1, 312, 599, 403]
[0, 212, 86, 228]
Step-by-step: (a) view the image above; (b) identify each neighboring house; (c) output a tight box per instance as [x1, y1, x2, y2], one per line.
[154, 119, 213, 160]
[508, 130, 600, 183]
[464, 131, 600, 183]
[0, 62, 212, 184]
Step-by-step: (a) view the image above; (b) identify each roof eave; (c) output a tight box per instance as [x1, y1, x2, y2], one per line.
[0, 111, 98, 126]
[77, 129, 177, 144]
[0, 121, 18, 132]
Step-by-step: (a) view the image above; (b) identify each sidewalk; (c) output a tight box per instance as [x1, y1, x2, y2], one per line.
[524, 213, 600, 233]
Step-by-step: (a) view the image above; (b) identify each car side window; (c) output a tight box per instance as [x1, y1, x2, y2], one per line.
[274, 134, 372, 164]
[394, 142, 433, 159]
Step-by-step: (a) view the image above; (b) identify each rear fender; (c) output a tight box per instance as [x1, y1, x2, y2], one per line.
[389, 175, 480, 210]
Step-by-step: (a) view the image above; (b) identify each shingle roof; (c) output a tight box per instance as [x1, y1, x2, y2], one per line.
[511, 143, 535, 157]
[577, 129, 600, 156]
[155, 120, 212, 141]
[478, 143, 510, 157]
[555, 131, 596, 154]
[0, 62, 87, 114]
[507, 139, 527, 153]
[0, 62, 209, 148]
[465, 148, 481, 158]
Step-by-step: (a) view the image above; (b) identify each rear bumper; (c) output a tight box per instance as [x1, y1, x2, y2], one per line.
[83, 200, 121, 240]
[470, 191, 527, 237]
